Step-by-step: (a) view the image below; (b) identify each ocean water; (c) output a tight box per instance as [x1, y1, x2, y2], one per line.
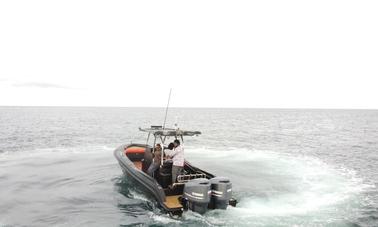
[0, 107, 377, 227]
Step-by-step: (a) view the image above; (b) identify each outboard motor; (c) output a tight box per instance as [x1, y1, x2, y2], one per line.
[183, 178, 211, 214]
[209, 177, 232, 209]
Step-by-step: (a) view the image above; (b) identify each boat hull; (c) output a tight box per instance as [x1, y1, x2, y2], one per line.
[114, 143, 235, 215]
[114, 144, 183, 215]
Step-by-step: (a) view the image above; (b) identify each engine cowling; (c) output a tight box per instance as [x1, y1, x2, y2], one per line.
[209, 177, 232, 209]
[183, 178, 211, 214]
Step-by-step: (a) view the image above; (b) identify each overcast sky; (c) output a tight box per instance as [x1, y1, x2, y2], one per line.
[0, 1, 377, 108]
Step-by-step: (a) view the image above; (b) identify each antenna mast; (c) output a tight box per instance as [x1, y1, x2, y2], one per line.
[162, 88, 172, 129]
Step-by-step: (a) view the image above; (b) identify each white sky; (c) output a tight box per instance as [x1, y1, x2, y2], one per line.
[0, 0, 377, 108]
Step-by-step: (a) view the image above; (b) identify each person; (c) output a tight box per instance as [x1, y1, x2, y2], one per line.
[167, 142, 174, 151]
[164, 139, 184, 187]
[163, 142, 174, 160]
[147, 144, 162, 177]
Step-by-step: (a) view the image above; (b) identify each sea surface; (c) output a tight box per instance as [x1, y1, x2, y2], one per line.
[0, 107, 377, 227]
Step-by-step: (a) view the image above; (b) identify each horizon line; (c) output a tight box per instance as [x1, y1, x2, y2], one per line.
[0, 105, 377, 111]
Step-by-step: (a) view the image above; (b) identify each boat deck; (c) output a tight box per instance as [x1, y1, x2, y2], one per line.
[164, 195, 183, 209]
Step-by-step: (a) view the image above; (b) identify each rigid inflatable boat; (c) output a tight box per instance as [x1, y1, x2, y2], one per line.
[114, 126, 237, 216]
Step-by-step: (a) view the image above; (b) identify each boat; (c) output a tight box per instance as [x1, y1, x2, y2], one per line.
[114, 125, 237, 216]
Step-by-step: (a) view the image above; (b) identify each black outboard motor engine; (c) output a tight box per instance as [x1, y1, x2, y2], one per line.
[209, 177, 232, 209]
[183, 178, 211, 214]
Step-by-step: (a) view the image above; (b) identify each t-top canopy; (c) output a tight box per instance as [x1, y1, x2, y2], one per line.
[139, 126, 201, 137]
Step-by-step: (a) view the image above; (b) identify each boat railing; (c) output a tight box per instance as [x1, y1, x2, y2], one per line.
[177, 173, 207, 183]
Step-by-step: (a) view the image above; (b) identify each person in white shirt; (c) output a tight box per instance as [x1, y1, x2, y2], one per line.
[164, 139, 184, 187]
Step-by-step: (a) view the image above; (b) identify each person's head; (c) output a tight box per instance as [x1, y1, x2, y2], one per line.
[173, 139, 180, 147]
[155, 143, 161, 150]
[168, 143, 174, 150]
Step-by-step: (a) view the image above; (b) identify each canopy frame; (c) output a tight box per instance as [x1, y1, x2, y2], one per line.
[139, 126, 201, 166]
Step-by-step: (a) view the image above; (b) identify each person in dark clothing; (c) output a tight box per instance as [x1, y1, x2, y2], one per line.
[167, 142, 174, 150]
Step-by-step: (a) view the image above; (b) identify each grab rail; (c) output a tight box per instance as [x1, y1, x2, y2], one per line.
[177, 173, 207, 183]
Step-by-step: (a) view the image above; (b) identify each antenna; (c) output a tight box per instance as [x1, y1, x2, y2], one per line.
[162, 88, 172, 129]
